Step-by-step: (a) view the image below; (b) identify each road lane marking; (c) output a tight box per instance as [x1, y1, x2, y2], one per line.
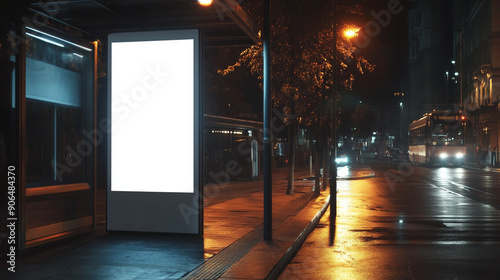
[428, 182, 467, 198]
[445, 180, 497, 197]
[427, 181, 498, 210]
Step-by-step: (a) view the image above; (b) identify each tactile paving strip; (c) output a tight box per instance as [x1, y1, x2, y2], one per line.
[180, 192, 314, 280]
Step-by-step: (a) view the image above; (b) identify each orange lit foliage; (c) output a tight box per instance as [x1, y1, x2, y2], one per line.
[220, 0, 374, 126]
[220, 0, 375, 194]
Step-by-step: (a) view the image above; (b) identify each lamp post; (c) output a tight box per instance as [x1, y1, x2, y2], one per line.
[263, 0, 272, 241]
[329, 13, 359, 245]
[329, 0, 337, 246]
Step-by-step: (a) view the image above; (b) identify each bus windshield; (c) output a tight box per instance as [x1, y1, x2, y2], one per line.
[430, 120, 464, 146]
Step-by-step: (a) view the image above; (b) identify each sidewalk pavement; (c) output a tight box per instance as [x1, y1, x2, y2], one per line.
[337, 166, 376, 180]
[463, 161, 500, 173]
[2, 166, 373, 280]
[483, 166, 500, 173]
[183, 166, 374, 280]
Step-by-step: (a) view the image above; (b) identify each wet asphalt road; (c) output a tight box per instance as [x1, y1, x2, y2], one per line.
[280, 160, 500, 280]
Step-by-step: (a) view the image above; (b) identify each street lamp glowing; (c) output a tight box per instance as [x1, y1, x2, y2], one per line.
[198, 0, 213, 6]
[344, 28, 360, 38]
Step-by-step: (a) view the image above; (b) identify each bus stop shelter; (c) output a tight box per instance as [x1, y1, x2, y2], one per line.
[1, 0, 260, 251]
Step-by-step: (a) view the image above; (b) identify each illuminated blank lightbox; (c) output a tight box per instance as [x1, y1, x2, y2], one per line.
[109, 30, 200, 194]
[107, 30, 201, 234]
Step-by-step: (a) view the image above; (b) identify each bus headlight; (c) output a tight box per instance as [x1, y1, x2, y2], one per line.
[439, 153, 448, 159]
[455, 153, 464, 159]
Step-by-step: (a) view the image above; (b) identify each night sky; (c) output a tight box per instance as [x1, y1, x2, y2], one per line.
[206, 0, 412, 119]
[345, 0, 411, 105]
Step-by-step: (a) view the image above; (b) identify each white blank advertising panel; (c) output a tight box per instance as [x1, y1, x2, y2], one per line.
[107, 30, 201, 234]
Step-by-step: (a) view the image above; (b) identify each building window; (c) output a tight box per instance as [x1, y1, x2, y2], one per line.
[24, 28, 94, 187]
[415, 11, 421, 27]
[410, 38, 420, 58]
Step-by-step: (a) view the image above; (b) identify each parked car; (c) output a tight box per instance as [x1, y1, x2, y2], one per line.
[389, 148, 409, 161]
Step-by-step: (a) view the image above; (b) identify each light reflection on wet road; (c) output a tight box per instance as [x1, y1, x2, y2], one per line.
[280, 161, 500, 280]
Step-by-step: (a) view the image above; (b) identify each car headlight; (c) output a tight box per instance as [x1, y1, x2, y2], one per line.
[455, 153, 464, 159]
[335, 157, 348, 164]
[439, 153, 448, 159]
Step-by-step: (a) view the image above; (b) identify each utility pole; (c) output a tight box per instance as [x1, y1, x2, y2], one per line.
[329, 0, 338, 246]
[459, 30, 463, 108]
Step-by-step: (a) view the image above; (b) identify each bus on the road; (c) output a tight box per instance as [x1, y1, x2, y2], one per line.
[408, 110, 467, 165]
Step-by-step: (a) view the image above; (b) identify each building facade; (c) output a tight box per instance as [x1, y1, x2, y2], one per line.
[407, 0, 500, 166]
[453, 0, 500, 166]
[407, 0, 454, 123]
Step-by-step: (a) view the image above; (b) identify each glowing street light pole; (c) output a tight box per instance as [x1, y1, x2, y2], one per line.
[329, 0, 337, 246]
[330, 14, 359, 245]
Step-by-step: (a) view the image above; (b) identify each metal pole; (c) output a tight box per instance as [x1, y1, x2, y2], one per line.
[263, 0, 272, 241]
[329, 0, 338, 246]
[460, 30, 463, 107]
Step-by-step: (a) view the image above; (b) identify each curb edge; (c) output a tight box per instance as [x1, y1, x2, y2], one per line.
[264, 194, 331, 280]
